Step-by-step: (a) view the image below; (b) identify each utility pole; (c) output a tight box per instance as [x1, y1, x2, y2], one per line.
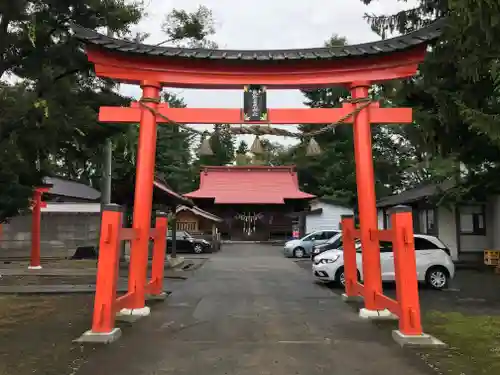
[101, 28, 114, 206]
[171, 211, 177, 258]
[102, 137, 112, 205]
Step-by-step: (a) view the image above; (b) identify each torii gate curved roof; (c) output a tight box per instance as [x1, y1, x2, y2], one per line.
[72, 19, 445, 88]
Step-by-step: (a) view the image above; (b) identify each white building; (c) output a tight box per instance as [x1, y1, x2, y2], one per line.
[305, 198, 354, 233]
[377, 180, 496, 263]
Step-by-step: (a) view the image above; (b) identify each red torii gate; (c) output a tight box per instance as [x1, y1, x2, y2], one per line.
[72, 19, 446, 346]
[29, 186, 51, 269]
[0, 186, 50, 269]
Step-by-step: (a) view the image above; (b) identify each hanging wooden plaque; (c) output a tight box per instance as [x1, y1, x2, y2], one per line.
[243, 85, 268, 121]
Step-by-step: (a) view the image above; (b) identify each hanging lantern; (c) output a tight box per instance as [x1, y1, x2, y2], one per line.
[198, 134, 213, 156]
[306, 137, 321, 156]
[250, 135, 264, 154]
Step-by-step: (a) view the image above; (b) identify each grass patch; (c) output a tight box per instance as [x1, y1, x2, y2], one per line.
[418, 311, 500, 375]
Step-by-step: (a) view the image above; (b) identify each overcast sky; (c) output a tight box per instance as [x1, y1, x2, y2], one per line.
[119, 0, 415, 146]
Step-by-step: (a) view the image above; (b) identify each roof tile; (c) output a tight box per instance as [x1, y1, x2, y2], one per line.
[71, 18, 445, 62]
[184, 166, 315, 204]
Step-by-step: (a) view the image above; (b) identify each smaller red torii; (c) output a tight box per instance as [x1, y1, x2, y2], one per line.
[29, 186, 51, 269]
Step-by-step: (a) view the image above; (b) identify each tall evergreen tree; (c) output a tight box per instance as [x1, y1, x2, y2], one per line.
[235, 140, 251, 165]
[285, 35, 405, 205]
[359, 0, 500, 199]
[0, 0, 143, 223]
[111, 5, 220, 198]
[196, 124, 235, 166]
[155, 92, 195, 193]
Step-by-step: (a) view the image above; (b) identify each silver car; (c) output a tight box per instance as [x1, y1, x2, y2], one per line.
[283, 230, 340, 258]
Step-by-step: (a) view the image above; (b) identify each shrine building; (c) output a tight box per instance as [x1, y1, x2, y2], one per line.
[184, 166, 315, 241]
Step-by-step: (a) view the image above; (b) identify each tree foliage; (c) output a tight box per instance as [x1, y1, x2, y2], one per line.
[155, 92, 195, 194]
[0, 0, 143, 223]
[272, 35, 407, 206]
[161, 5, 217, 48]
[110, 5, 223, 200]
[359, 0, 500, 200]
[196, 124, 235, 167]
[0, 2, 223, 222]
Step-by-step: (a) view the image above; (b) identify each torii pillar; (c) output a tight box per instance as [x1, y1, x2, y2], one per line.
[29, 186, 50, 269]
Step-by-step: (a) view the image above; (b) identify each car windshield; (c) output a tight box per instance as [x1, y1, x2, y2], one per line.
[167, 231, 193, 239]
[338, 240, 362, 251]
[300, 233, 312, 240]
[326, 233, 342, 245]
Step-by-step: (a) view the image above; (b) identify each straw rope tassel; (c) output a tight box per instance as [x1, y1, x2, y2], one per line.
[199, 135, 213, 156]
[250, 135, 264, 154]
[306, 138, 321, 156]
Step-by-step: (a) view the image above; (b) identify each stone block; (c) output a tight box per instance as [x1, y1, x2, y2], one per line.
[74, 328, 122, 344]
[392, 330, 447, 348]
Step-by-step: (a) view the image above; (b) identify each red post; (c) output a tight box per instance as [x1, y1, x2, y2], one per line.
[127, 81, 161, 309]
[390, 205, 423, 336]
[29, 189, 43, 269]
[341, 215, 357, 297]
[149, 212, 168, 296]
[350, 82, 383, 311]
[91, 204, 122, 333]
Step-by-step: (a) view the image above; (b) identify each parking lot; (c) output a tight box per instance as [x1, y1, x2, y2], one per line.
[293, 258, 500, 315]
[290, 254, 500, 375]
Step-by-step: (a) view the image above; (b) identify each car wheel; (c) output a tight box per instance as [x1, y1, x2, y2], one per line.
[334, 267, 360, 288]
[335, 267, 346, 287]
[293, 247, 305, 258]
[193, 244, 204, 254]
[425, 266, 449, 290]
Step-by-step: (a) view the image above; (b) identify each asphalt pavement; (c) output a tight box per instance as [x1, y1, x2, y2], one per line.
[75, 244, 434, 375]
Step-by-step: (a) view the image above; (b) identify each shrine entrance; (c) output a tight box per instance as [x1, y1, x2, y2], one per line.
[72, 19, 446, 347]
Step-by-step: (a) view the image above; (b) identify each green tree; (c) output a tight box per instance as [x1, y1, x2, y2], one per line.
[281, 35, 406, 205]
[196, 124, 235, 166]
[235, 140, 251, 165]
[160, 4, 217, 48]
[236, 140, 249, 155]
[109, 5, 220, 199]
[155, 92, 196, 193]
[251, 139, 289, 166]
[0, 0, 143, 223]
[0, 84, 46, 222]
[359, 1, 500, 200]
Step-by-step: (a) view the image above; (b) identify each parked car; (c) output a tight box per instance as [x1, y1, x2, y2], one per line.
[167, 230, 211, 254]
[311, 233, 343, 260]
[283, 230, 340, 258]
[312, 234, 455, 290]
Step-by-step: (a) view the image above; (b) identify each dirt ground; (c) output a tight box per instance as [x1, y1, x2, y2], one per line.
[0, 275, 98, 286]
[0, 257, 205, 375]
[0, 294, 97, 375]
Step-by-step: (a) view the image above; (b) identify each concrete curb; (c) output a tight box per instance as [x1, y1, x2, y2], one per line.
[166, 255, 185, 269]
[0, 284, 173, 295]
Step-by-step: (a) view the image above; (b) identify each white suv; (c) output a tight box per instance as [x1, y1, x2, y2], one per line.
[312, 234, 455, 290]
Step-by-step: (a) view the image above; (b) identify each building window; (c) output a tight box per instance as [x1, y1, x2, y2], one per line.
[383, 210, 391, 229]
[418, 208, 437, 235]
[459, 205, 486, 235]
[177, 221, 197, 232]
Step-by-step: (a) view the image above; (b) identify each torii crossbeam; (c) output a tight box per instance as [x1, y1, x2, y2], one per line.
[100, 102, 412, 124]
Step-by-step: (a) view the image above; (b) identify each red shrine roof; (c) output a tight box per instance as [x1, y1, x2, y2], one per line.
[184, 166, 315, 204]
